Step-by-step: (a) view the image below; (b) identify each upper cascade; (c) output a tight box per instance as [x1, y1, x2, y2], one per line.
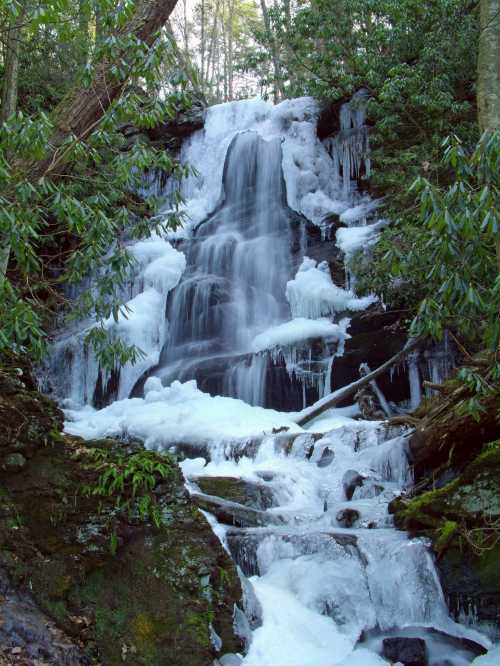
[46, 96, 384, 411]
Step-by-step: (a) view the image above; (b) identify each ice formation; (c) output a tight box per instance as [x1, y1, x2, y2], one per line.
[48, 237, 185, 405]
[286, 257, 377, 320]
[56, 92, 498, 666]
[252, 318, 348, 354]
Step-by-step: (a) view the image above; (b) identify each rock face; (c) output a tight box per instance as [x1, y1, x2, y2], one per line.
[391, 364, 500, 630]
[382, 637, 428, 666]
[0, 357, 243, 665]
[331, 306, 410, 404]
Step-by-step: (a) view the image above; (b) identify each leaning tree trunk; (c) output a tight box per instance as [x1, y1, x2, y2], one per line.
[23, 0, 178, 183]
[0, 0, 178, 277]
[478, 0, 500, 131]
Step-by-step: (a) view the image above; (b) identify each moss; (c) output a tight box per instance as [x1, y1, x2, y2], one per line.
[435, 520, 459, 553]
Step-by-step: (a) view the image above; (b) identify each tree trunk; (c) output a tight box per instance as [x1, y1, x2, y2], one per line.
[22, 0, 178, 183]
[0, 14, 23, 274]
[1, 0, 179, 276]
[295, 338, 422, 427]
[259, 0, 284, 102]
[227, 0, 235, 101]
[1, 18, 22, 123]
[200, 0, 206, 84]
[478, 0, 500, 131]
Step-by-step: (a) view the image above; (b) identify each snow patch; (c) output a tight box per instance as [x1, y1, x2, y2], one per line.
[286, 257, 377, 319]
[252, 318, 349, 354]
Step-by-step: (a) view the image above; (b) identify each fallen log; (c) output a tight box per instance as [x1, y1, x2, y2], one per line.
[295, 337, 422, 427]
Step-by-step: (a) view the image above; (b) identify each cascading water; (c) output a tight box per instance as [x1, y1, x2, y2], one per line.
[144, 131, 294, 406]
[57, 96, 496, 665]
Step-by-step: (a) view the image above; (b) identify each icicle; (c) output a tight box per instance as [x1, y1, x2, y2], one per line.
[408, 351, 422, 410]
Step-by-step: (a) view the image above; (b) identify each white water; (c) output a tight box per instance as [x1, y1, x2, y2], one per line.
[56, 96, 496, 664]
[182, 421, 491, 666]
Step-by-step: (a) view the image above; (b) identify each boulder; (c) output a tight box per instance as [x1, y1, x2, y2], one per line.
[336, 508, 360, 528]
[342, 470, 365, 500]
[382, 637, 428, 666]
[195, 476, 276, 510]
[317, 447, 335, 468]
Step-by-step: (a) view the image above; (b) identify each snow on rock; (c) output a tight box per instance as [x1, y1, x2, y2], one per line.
[64, 377, 302, 449]
[48, 237, 186, 406]
[130, 236, 187, 293]
[252, 318, 349, 354]
[335, 221, 388, 260]
[286, 257, 377, 319]
[99, 238, 185, 401]
[339, 200, 381, 225]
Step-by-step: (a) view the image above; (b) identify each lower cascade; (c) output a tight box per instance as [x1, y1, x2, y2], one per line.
[56, 97, 495, 664]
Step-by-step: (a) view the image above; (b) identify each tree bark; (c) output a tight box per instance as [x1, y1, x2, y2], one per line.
[478, 0, 500, 131]
[1, 0, 178, 277]
[19, 0, 178, 183]
[295, 338, 422, 427]
[1, 18, 22, 123]
[260, 0, 284, 102]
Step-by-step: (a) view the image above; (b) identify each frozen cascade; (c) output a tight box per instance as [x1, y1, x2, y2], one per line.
[179, 421, 491, 666]
[58, 95, 495, 664]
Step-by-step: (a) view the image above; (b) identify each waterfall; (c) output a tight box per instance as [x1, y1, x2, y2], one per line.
[59, 95, 494, 665]
[144, 131, 294, 404]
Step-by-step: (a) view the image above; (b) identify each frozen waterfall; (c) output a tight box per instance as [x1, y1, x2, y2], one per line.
[56, 95, 495, 665]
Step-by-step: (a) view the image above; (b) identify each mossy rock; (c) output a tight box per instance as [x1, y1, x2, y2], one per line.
[0, 362, 243, 664]
[392, 444, 500, 628]
[195, 476, 276, 510]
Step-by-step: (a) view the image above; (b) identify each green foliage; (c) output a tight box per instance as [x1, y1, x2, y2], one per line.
[0, 1, 193, 366]
[359, 132, 499, 355]
[82, 448, 175, 529]
[249, 0, 478, 206]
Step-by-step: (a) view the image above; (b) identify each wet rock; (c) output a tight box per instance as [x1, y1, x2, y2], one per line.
[1, 453, 27, 473]
[382, 637, 428, 665]
[343, 470, 365, 500]
[0, 569, 85, 665]
[191, 492, 285, 528]
[317, 447, 335, 468]
[336, 508, 360, 528]
[255, 471, 276, 482]
[195, 476, 276, 510]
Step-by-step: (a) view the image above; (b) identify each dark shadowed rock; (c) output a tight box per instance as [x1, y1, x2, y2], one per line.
[336, 508, 360, 528]
[343, 470, 365, 500]
[382, 637, 428, 665]
[317, 447, 335, 468]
